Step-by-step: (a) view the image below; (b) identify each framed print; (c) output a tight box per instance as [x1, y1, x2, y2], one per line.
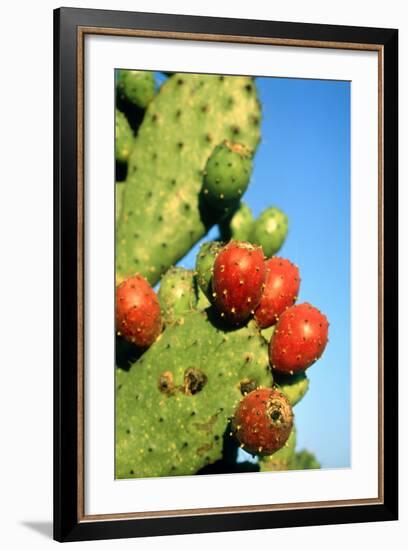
[53, 7, 398, 542]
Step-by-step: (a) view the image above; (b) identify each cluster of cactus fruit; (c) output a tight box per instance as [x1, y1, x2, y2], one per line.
[115, 69, 328, 478]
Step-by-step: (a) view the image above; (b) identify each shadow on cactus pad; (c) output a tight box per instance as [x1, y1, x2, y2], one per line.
[115, 335, 144, 371]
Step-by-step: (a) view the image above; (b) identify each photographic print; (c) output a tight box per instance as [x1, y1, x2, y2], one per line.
[54, 8, 398, 541]
[114, 70, 350, 480]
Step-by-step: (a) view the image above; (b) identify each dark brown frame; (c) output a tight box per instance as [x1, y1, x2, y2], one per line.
[54, 7, 398, 542]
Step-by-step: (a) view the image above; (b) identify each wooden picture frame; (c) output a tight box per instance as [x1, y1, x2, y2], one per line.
[54, 7, 398, 542]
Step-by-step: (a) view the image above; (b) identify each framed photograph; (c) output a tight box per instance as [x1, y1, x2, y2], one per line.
[54, 7, 398, 542]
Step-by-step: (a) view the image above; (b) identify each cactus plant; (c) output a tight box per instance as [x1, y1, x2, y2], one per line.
[115, 240, 327, 477]
[116, 309, 273, 478]
[116, 73, 261, 285]
[114, 73, 330, 479]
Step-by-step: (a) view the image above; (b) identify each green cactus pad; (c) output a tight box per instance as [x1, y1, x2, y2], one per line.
[195, 241, 223, 300]
[158, 267, 198, 325]
[116, 182, 125, 223]
[203, 141, 253, 208]
[260, 324, 276, 344]
[116, 310, 273, 478]
[219, 202, 254, 242]
[250, 207, 288, 257]
[196, 282, 211, 310]
[275, 372, 309, 407]
[115, 363, 129, 391]
[116, 73, 261, 285]
[117, 69, 155, 109]
[115, 110, 134, 163]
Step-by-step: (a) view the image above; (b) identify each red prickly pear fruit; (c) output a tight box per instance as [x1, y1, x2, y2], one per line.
[270, 302, 329, 374]
[212, 241, 266, 324]
[232, 387, 294, 455]
[255, 257, 300, 328]
[116, 274, 162, 348]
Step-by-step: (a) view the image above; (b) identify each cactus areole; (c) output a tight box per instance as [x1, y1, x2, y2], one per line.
[212, 241, 266, 324]
[232, 387, 294, 455]
[270, 302, 329, 374]
[116, 274, 162, 348]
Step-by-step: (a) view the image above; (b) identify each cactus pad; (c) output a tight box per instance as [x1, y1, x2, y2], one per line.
[275, 372, 309, 407]
[250, 207, 288, 257]
[115, 109, 134, 163]
[116, 73, 261, 285]
[219, 202, 254, 242]
[203, 141, 253, 208]
[117, 69, 155, 109]
[116, 309, 273, 478]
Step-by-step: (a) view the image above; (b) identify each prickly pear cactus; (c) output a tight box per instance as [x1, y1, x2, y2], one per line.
[114, 73, 328, 478]
[116, 310, 273, 478]
[116, 74, 261, 285]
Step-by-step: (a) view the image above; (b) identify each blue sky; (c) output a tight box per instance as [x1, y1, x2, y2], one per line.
[175, 75, 351, 469]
